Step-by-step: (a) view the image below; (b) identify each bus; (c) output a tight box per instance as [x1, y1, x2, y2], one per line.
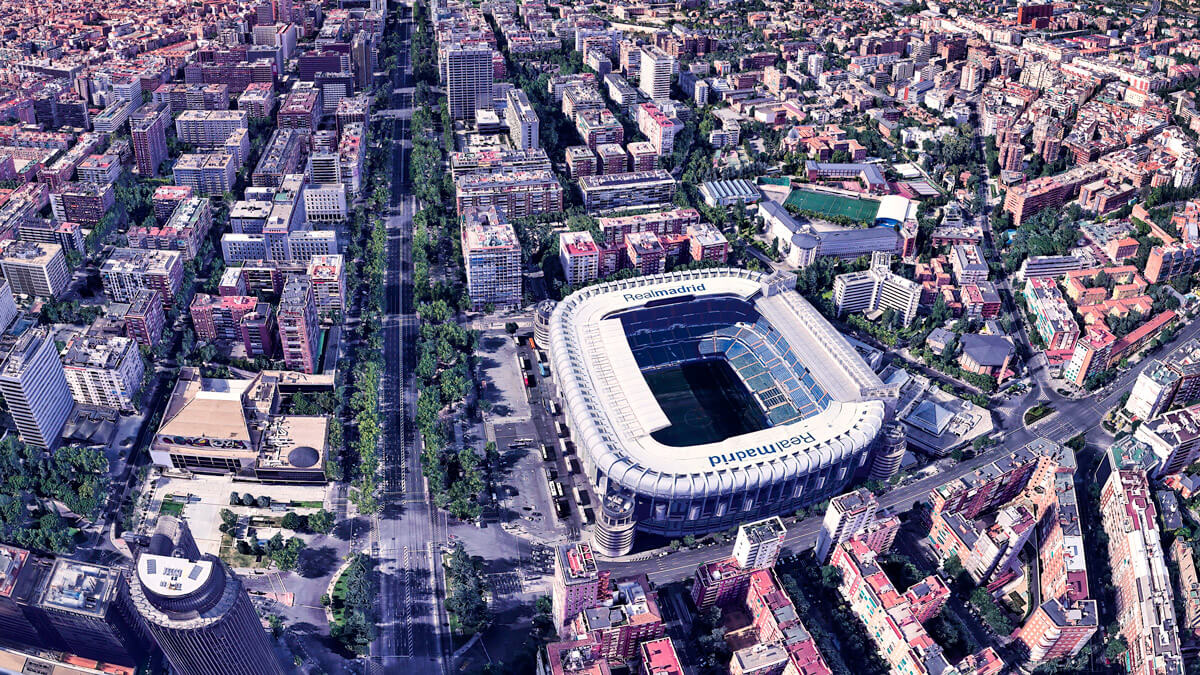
[556, 421, 568, 438]
[540, 444, 555, 461]
[527, 337, 536, 349]
[567, 457, 582, 475]
[572, 487, 590, 507]
[582, 507, 595, 524]
[545, 400, 560, 415]
[558, 438, 572, 457]
[520, 356, 532, 370]
[549, 481, 564, 499]
[554, 498, 571, 520]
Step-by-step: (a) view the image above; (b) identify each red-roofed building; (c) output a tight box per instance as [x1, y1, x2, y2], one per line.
[639, 638, 683, 675]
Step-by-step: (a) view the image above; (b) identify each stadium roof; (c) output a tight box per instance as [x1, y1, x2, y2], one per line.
[549, 269, 892, 499]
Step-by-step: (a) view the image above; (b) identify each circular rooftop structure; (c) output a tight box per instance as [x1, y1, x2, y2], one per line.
[288, 446, 320, 468]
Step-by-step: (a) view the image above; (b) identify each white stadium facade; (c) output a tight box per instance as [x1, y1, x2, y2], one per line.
[547, 268, 900, 556]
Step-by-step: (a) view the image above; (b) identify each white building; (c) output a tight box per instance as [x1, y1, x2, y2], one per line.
[816, 489, 878, 562]
[302, 184, 348, 223]
[733, 517, 786, 569]
[505, 89, 539, 150]
[462, 206, 521, 310]
[61, 335, 144, 413]
[558, 231, 599, 286]
[833, 253, 920, 325]
[638, 46, 674, 103]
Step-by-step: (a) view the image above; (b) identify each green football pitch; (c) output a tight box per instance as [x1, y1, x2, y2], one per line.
[784, 189, 880, 222]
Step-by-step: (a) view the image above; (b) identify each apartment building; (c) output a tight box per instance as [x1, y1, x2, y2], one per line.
[559, 231, 600, 286]
[174, 110, 248, 147]
[307, 254, 345, 319]
[173, 153, 237, 197]
[1023, 277, 1080, 352]
[190, 294, 259, 341]
[278, 276, 320, 374]
[130, 102, 170, 177]
[579, 170, 676, 213]
[99, 248, 184, 309]
[505, 88, 539, 150]
[61, 335, 144, 412]
[455, 169, 563, 220]
[462, 207, 521, 310]
[637, 102, 677, 155]
[1099, 461, 1184, 675]
[0, 241, 70, 299]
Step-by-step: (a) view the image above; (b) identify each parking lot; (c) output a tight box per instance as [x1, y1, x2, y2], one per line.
[478, 330, 596, 545]
[476, 332, 532, 422]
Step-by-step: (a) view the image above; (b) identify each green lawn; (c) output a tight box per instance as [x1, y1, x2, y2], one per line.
[785, 188, 880, 222]
[1024, 404, 1055, 425]
[290, 500, 324, 509]
[159, 500, 185, 516]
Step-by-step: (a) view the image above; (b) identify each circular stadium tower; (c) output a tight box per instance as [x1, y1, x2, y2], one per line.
[549, 269, 892, 555]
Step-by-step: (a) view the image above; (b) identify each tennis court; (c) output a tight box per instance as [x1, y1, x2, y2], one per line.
[784, 188, 880, 222]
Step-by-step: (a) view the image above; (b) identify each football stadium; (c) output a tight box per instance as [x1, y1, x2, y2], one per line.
[548, 268, 894, 556]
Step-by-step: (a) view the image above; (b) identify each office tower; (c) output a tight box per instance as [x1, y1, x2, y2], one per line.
[0, 278, 17, 331]
[505, 89, 539, 150]
[0, 328, 73, 450]
[444, 43, 494, 120]
[277, 275, 320, 373]
[552, 542, 607, 631]
[0, 545, 46, 649]
[638, 46, 673, 102]
[461, 206, 521, 310]
[61, 335, 144, 412]
[0, 241, 70, 299]
[127, 517, 285, 675]
[131, 102, 170, 177]
[816, 489, 878, 562]
[35, 559, 148, 667]
[832, 253, 921, 326]
[732, 517, 786, 569]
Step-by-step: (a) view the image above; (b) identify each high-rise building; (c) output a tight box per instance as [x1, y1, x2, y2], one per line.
[0, 328, 73, 450]
[552, 542, 607, 631]
[61, 335, 144, 413]
[277, 275, 320, 374]
[732, 517, 786, 569]
[0, 279, 16, 332]
[568, 575, 666, 664]
[0, 241, 70, 299]
[638, 46, 673, 102]
[35, 559, 148, 667]
[126, 517, 285, 675]
[505, 89, 539, 150]
[131, 102, 170, 177]
[816, 489, 878, 562]
[444, 43, 494, 120]
[461, 206, 522, 310]
[833, 253, 920, 326]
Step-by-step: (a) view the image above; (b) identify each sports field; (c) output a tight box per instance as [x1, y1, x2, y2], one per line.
[784, 188, 880, 222]
[645, 359, 768, 447]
